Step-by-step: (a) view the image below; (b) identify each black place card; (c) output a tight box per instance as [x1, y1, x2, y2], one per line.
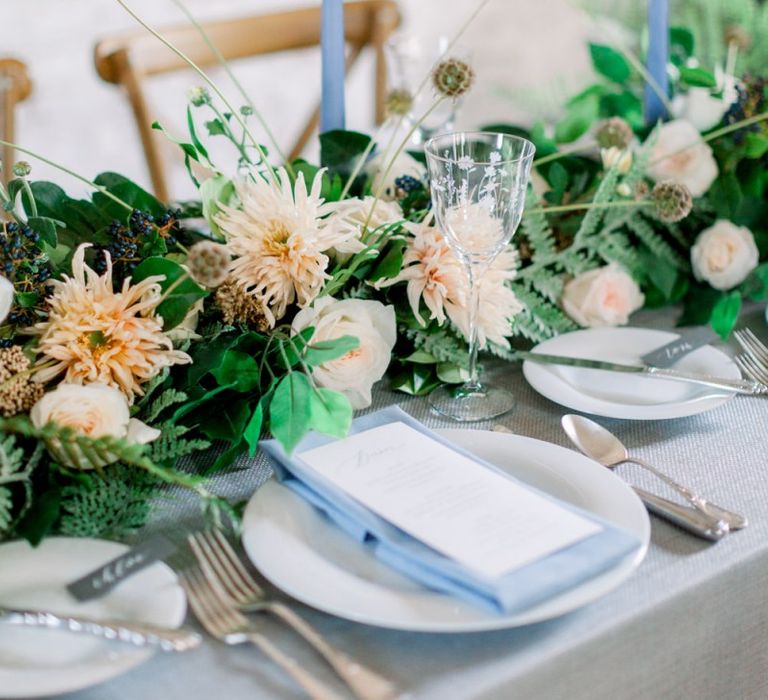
[641, 327, 718, 368]
[67, 534, 177, 602]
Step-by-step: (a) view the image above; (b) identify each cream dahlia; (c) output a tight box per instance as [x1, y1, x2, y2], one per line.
[28, 244, 190, 403]
[325, 196, 404, 262]
[376, 214, 466, 325]
[215, 168, 354, 327]
[378, 215, 522, 348]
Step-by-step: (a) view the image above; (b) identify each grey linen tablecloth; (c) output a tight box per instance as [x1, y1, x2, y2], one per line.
[57, 306, 768, 700]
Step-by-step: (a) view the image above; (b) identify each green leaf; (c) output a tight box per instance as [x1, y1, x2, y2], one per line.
[199, 398, 252, 442]
[132, 257, 208, 329]
[709, 291, 742, 340]
[244, 402, 264, 456]
[436, 363, 469, 384]
[405, 349, 438, 364]
[93, 172, 165, 219]
[304, 335, 359, 366]
[15, 488, 61, 546]
[187, 105, 210, 162]
[26, 216, 60, 246]
[212, 350, 260, 392]
[678, 285, 721, 326]
[15, 291, 39, 308]
[555, 92, 601, 143]
[205, 119, 227, 136]
[670, 27, 694, 61]
[389, 364, 442, 396]
[589, 44, 631, 84]
[200, 175, 234, 237]
[709, 172, 742, 219]
[320, 130, 372, 172]
[679, 67, 717, 88]
[269, 373, 352, 454]
[369, 242, 406, 282]
[742, 262, 768, 301]
[745, 132, 768, 159]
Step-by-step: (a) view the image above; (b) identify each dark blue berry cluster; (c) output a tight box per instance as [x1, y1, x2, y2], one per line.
[95, 208, 183, 283]
[724, 76, 767, 145]
[1, 221, 52, 328]
[394, 175, 422, 196]
[394, 175, 429, 216]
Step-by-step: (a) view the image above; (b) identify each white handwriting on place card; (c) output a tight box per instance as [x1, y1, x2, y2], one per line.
[299, 422, 601, 580]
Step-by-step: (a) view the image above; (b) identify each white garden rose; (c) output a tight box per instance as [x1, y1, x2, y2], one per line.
[562, 264, 645, 328]
[0, 275, 13, 324]
[671, 88, 731, 132]
[366, 152, 426, 201]
[292, 297, 396, 409]
[646, 119, 718, 197]
[30, 383, 160, 469]
[691, 220, 759, 290]
[167, 299, 204, 342]
[325, 196, 404, 262]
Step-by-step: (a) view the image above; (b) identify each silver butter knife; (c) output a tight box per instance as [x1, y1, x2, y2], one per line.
[0, 608, 202, 652]
[517, 351, 767, 395]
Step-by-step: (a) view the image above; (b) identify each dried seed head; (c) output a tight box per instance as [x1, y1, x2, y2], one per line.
[385, 89, 414, 117]
[652, 181, 693, 223]
[187, 241, 231, 289]
[725, 25, 751, 50]
[187, 86, 211, 107]
[595, 117, 634, 150]
[12, 161, 31, 178]
[214, 277, 269, 330]
[432, 58, 475, 99]
[0, 346, 44, 417]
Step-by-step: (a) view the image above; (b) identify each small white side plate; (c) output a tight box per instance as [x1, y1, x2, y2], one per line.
[0, 537, 186, 698]
[523, 327, 739, 420]
[242, 429, 649, 633]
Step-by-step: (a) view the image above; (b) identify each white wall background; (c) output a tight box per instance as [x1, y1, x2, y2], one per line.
[3, 0, 603, 200]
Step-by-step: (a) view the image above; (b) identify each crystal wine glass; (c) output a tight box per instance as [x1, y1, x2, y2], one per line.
[424, 131, 535, 422]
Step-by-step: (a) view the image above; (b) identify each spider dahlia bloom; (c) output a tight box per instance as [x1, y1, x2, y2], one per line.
[325, 196, 404, 262]
[376, 214, 466, 325]
[215, 168, 353, 327]
[29, 244, 190, 403]
[378, 215, 522, 348]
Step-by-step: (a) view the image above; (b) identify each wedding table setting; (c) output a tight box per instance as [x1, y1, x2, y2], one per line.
[1, 0, 768, 698]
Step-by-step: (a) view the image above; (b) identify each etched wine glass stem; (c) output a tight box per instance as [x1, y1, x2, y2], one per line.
[465, 261, 482, 389]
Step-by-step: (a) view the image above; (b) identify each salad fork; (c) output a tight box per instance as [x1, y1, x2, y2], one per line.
[734, 354, 768, 385]
[735, 329, 768, 370]
[188, 530, 399, 700]
[181, 566, 342, 700]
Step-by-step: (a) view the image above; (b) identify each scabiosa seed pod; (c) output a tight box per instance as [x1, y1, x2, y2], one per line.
[652, 181, 693, 223]
[187, 86, 211, 107]
[725, 25, 751, 50]
[12, 161, 31, 178]
[595, 117, 634, 150]
[385, 88, 414, 117]
[432, 58, 475, 99]
[187, 241, 231, 289]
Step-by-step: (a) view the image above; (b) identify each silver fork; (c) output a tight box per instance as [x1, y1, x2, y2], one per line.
[181, 566, 343, 700]
[734, 353, 768, 385]
[735, 329, 768, 369]
[188, 530, 399, 700]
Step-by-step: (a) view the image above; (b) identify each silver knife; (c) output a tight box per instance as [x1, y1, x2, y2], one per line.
[517, 351, 767, 395]
[633, 487, 728, 541]
[0, 608, 202, 652]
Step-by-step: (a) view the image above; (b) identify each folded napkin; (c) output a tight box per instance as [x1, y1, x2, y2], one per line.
[260, 406, 640, 614]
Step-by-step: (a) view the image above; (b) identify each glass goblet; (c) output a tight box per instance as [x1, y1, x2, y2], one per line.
[424, 131, 535, 422]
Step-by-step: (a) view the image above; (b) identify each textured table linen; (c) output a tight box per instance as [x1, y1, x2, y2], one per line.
[57, 307, 768, 700]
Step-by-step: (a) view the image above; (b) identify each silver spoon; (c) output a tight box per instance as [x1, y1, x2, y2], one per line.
[561, 414, 747, 531]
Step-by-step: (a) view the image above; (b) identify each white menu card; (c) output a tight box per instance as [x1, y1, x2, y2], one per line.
[299, 422, 602, 579]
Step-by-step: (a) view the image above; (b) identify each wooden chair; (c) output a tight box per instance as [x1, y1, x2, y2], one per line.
[94, 1, 401, 202]
[0, 59, 32, 187]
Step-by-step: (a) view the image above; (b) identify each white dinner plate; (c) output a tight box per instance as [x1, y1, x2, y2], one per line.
[523, 327, 740, 420]
[0, 537, 186, 698]
[241, 429, 650, 633]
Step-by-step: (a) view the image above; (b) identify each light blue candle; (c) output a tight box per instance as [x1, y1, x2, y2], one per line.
[320, 0, 346, 132]
[644, 0, 669, 124]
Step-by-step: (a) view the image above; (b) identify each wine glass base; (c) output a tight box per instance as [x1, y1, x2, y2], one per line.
[428, 383, 515, 422]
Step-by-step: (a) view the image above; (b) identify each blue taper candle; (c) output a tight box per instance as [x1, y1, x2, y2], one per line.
[644, 0, 669, 124]
[320, 0, 346, 132]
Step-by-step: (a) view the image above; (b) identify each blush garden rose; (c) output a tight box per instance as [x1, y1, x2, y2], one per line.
[562, 264, 645, 328]
[292, 297, 396, 409]
[691, 220, 759, 291]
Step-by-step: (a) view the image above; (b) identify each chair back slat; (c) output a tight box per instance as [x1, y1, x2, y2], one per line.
[0, 59, 32, 188]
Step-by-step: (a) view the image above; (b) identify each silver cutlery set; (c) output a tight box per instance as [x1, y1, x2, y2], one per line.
[3, 329, 766, 697]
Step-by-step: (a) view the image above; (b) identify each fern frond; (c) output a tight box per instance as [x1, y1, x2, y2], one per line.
[626, 215, 689, 270]
[573, 167, 622, 243]
[520, 186, 556, 259]
[150, 423, 211, 463]
[406, 326, 469, 367]
[144, 389, 189, 423]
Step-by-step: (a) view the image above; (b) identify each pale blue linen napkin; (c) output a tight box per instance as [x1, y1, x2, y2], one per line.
[260, 406, 641, 614]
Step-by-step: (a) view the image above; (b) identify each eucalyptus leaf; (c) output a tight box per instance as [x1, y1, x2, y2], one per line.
[244, 402, 264, 456]
[589, 44, 631, 84]
[26, 216, 60, 247]
[709, 291, 742, 340]
[303, 335, 359, 366]
[212, 350, 260, 392]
